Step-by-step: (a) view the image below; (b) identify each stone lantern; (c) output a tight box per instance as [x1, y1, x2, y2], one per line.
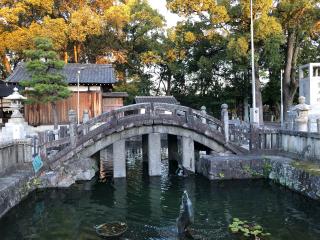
[294, 96, 311, 132]
[4, 87, 27, 120]
[0, 87, 29, 140]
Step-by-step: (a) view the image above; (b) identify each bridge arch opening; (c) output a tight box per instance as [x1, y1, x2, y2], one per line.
[95, 130, 229, 180]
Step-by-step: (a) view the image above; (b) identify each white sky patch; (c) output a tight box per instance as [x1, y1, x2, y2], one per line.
[148, 0, 180, 28]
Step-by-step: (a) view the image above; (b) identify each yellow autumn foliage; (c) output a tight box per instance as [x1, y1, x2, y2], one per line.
[210, 5, 230, 24]
[184, 31, 196, 43]
[140, 51, 162, 65]
[167, 28, 177, 42]
[69, 5, 102, 42]
[227, 37, 249, 58]
[255, 15, 283, 40]
[104, 4, 130, 29]
[166, 49, 177, 62]
[240, 0, 273, 19]
[168, 0, 216, 14]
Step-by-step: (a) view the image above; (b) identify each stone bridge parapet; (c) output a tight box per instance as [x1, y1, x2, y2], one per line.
[40, 103, 246, 173]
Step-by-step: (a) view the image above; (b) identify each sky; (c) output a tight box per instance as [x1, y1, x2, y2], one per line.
[148, 0, 180, 28]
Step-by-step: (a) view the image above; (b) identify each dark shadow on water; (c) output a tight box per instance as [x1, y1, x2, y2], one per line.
[1, 142, 320, 239]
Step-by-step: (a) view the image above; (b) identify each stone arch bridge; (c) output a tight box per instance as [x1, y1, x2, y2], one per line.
[42, 103, 246, 178]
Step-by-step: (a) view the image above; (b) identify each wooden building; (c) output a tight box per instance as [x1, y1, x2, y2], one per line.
[6, 63, 127, 126]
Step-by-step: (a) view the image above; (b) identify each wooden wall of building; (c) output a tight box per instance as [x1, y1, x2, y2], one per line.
[102, 97, 124, 113]
[24, 92, 102, 126]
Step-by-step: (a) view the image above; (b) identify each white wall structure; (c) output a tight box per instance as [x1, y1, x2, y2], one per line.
[299, 63, 320, 132]
[299, 63, 320, 105]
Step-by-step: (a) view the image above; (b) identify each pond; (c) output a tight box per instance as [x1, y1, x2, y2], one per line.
[1, 141, 320, 240]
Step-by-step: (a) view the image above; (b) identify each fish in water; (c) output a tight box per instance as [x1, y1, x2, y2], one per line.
[176, 190, 194, 236]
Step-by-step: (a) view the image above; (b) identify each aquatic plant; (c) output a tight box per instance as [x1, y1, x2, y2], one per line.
[243, 165, 263, 177]
[229, 218, 271, 240]
[262, 159, 272, 177]
[218, 172, 225, 179]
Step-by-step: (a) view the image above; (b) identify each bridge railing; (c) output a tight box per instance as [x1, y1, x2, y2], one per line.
[228, 122, 282, 152]
[37, 103, 226, 161]
[76, 103, 225, 138]
[249, 127, 281, 151]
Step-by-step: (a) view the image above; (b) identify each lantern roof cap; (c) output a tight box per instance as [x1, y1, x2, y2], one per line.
[4, 87, 27, 100]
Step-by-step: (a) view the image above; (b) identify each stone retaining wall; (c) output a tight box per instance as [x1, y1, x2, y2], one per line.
[0, 156, 98, 219]
[0, 140, 32, 175]
[199, 155, 320, 201]
[0, 170, 35, 219]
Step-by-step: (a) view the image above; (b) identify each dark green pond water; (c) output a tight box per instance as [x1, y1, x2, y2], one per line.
[1, 143, 320, 240]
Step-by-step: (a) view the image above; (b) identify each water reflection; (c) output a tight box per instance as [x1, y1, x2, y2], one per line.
[1, 140, 320, 239]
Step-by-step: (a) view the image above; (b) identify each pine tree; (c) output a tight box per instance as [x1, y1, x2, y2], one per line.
[21, 37, 71, 129]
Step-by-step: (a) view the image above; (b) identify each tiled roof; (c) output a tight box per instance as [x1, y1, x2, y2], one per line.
[0, 82, 16, 98]
[135, 96, 179, 105]
[6, 63, 117, 85]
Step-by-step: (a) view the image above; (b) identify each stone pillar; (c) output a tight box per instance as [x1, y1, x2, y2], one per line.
[100, 146, 113, 179]
[82, 109, 89, 123]
[148, 133, 161, 176]
[68, 109, 77, 147]
[82, 110, 90, 135]
[308, 119, 312, 132]
[294, 96, 311, 132]
[168, 134, 179, 173]
[221, 104, 229, 142]
[142, 134, 148, 163]
[181, 136, 195, 172]
[23, 139, 33, 163]
[113, 139, 126, 178]
[200, 106, 207, 124]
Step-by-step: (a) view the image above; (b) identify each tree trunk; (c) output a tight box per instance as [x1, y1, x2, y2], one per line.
[255, 66, 264, 124]
[166, 75, 172, 96]
[73, 45, 78, 63]
[51, 102, 59, 130]
[283, 30, 299, 120]
[64, 51, 68, 63]
[1, 54, 11, 75]
[77, 44, 81, 63]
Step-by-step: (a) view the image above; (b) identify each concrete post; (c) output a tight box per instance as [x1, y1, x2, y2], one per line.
[142, 134, 148, 163]
[113, 139, 126, 178]
[100, 146, 113, 179]
[81, 110, 90, 135]
[68, 109, 77, 147]
[82, 109, 89, 123]
[181, 136, 195, 172]
[148, 133, 161, 176]
[23, 139, 32, 163]
[200, 106, 207, 124]
[308, 119, 312, 132]
[221, 104, 229, 142]
[53, 129, 59, 140]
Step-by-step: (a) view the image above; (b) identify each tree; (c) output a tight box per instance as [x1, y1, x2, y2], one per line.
[276, 0, 320, 118]
[0, 0, 56, 76]
[21, 37, 71, 129]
